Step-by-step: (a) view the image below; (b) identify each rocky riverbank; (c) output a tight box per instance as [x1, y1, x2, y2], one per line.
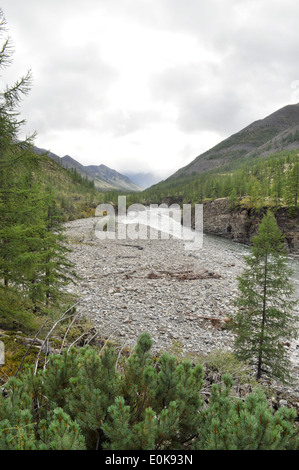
[200, 198, 299, 255]
[64, 217, 299, 394]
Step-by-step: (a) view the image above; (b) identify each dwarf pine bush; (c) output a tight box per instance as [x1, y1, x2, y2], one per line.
[0, 333, 298, 450]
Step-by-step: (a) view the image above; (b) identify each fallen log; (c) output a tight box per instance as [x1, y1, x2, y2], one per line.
[146, 269, 221, 281]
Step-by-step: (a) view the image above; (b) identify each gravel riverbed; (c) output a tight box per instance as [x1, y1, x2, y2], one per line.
[64, 216, 299, 393]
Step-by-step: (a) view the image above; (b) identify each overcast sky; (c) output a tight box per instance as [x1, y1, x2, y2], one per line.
[1, 0, 299, 180]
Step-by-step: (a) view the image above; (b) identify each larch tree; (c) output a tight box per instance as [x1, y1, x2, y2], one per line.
[230, 211, 298, 383]
[37, 187, 77, 306]
[284, 160, 299, 216]
[0, 8, 77, 326]
[0, 9, 37, 292]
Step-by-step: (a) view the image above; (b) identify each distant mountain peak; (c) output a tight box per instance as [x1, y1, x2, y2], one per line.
[33, 147, 142, 192]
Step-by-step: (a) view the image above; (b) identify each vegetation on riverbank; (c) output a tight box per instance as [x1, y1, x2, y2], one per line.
[123, 150, 299, 216]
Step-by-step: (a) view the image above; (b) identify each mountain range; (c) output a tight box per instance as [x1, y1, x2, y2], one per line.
[33, 147, 143, 192]
[33, 103, 299, 194]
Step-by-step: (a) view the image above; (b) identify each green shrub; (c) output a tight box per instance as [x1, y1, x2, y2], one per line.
[0, 333, 298, 450]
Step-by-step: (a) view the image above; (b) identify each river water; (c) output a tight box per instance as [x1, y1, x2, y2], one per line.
[204, 233, 299, 300]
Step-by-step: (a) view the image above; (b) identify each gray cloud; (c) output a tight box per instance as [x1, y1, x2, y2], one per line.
[150, 62, 252, 135]
[0, 0, 298, 174]
[22, 45, 118, 134]
[100, 108, 163, 137]
[149, 0, 299, 136]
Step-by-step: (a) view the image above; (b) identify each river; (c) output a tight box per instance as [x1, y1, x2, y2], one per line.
[120, 206, 299, 299]
[204, 233, 299, 300]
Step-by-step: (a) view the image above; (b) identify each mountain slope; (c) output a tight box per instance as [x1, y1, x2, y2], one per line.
[170, 103, 299, 179]
[33, 147, 142, 192]
[30, 149, 99, 220]
[83, 163, 142, 192]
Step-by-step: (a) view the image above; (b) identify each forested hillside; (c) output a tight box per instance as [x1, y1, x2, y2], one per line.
[128, 150, 298, 216]
[124, 104, 299, 215]
[33, 151, 99, 220]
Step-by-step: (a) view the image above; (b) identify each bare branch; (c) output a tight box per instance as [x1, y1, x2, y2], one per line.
[34, 301, 80, 374]
[14, 318, 50, 377]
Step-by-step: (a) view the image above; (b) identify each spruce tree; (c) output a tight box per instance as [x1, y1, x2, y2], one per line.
[230, 211, 297, 382]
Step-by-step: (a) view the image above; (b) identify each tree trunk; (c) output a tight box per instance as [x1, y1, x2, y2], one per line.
[257, 251, 268, 379]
